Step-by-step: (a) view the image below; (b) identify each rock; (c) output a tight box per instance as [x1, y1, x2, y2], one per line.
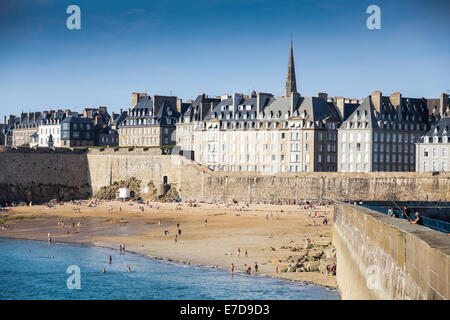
[303, 261, 320, 272]
[308, 249, 323, 260]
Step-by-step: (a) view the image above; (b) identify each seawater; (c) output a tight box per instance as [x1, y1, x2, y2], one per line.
[0, 238, 339, 300]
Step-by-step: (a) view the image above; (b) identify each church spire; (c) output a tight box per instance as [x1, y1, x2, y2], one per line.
[284, 40, 297, 97]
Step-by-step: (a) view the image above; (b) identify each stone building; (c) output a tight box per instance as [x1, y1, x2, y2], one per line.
[12, 112, 42, 146]
[82, 107, 119, 146]
[38, 110, 66, 147]
[337, 92, 441, 172]
[415, 117, 449, 172]
[118, 93, 182, 147]
[60, 113, 94, 147]
[176, 93, 221, 152]
[182, 43, 342, 172]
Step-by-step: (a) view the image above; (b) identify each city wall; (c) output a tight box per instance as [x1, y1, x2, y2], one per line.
[0, 146, 90, 203]
[333, 203, 449, 299]
[1, 147, 450, 203]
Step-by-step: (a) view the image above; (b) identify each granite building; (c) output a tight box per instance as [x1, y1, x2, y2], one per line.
[176, 93, 221, 152]
[182, 43, 343, 172]
[12, 112, 42, 147]
[415, 117, 450, 172]
[337, 91, 444, 172]
[60, 113, 94, 147]
[118, 93, 183, 147]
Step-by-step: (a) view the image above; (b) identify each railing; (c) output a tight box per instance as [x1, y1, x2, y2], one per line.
[360, 204, 450, 233]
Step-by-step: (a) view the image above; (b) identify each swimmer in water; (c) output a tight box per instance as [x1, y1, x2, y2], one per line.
[102, 268, 106, 273]
[127, 266, 131, 273]
[109, 255, 112, 264]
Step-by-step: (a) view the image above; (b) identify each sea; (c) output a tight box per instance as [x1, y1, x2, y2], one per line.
[0, 238, 339, 300]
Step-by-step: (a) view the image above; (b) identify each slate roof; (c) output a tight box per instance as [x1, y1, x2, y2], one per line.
[341, 97, 379, 129]
[297, 97, 341, 122]
[420, 117, 450, 142]
[181, 94, 220, 122]
[120, 96, 180, 127]
[203, 96, 259, 122]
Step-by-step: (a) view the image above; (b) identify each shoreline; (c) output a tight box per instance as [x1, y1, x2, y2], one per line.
[0, 236, 338, 292]
[0, 200, 338, 289]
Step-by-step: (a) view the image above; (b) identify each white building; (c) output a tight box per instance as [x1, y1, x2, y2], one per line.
[416, 117, 450, 172]
[38, 111, 66, 147]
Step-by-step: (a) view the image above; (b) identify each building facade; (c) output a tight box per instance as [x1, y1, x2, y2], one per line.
[179, 43, 342, 173]
[12, 112, 43, 147]
[337, 92, 442, 172]
[416, 117, 449, 172]
[118, 93, 182, 147]
[176, 93, 221, 152]
[60, 114, 94, 147]
[38, 110, 66, 147]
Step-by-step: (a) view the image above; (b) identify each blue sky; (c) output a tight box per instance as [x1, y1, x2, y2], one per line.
[0, 0, 449, 119]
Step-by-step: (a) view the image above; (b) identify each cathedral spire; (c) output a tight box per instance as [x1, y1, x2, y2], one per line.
[284, 40, 297, 97]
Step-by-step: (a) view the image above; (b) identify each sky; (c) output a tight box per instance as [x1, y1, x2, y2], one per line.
[0, 0, 449, 119]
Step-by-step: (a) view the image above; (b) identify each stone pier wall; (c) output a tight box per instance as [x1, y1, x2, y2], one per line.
[333, 203, 449, 299]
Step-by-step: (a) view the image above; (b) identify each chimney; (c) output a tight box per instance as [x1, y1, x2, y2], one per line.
[390, 92, 402, 108]
[290, 92, 300, 114]
[335, 97, 345, 121]
[131, 92, 139, 107]
[119, 108, 123, 115]
[3, 116, 6, 125]
[256, 92, 273, 115]
[232, 93, 243, 111]
[318, 92, 328, 101]
[65, 109, 71, 117]
[176, 98, 182, 113]
[440, 93, 448, 116]
[371, 91, 382, 114]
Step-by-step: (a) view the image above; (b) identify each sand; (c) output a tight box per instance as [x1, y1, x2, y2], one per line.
[0, 199, 337, 288]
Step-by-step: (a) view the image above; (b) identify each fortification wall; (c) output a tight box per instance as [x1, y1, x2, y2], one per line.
[0, 146, 90, 203]
[86, 148, 180, 195]
[175, 166, 450, 202]
[1, 147, 450, 203]
[333, 203, 449, 299]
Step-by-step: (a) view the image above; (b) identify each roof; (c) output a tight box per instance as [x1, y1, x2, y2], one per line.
[61, 115, 94, 124]
[421, 117, 450, 141]
[341, 97, 379, 129]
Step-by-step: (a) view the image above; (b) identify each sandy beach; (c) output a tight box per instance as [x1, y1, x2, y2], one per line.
[0, 199, 337, 288]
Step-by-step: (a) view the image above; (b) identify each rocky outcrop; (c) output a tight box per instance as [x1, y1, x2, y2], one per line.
[282, 243, 337, 275]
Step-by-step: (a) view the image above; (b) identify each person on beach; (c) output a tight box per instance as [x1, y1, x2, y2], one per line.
[254, 262, 258, 274]
[109, 255, 112, 264]
[276, 266, 279, 273]
[237, 248, 241, 258]
[245, 249, 248, 258]
[178, 229, 181, 236]
[174, 235, 178, 243]
[204, 219, 207, 227]
[230, 263, 234, 274]
[246, 267, 251, 275]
